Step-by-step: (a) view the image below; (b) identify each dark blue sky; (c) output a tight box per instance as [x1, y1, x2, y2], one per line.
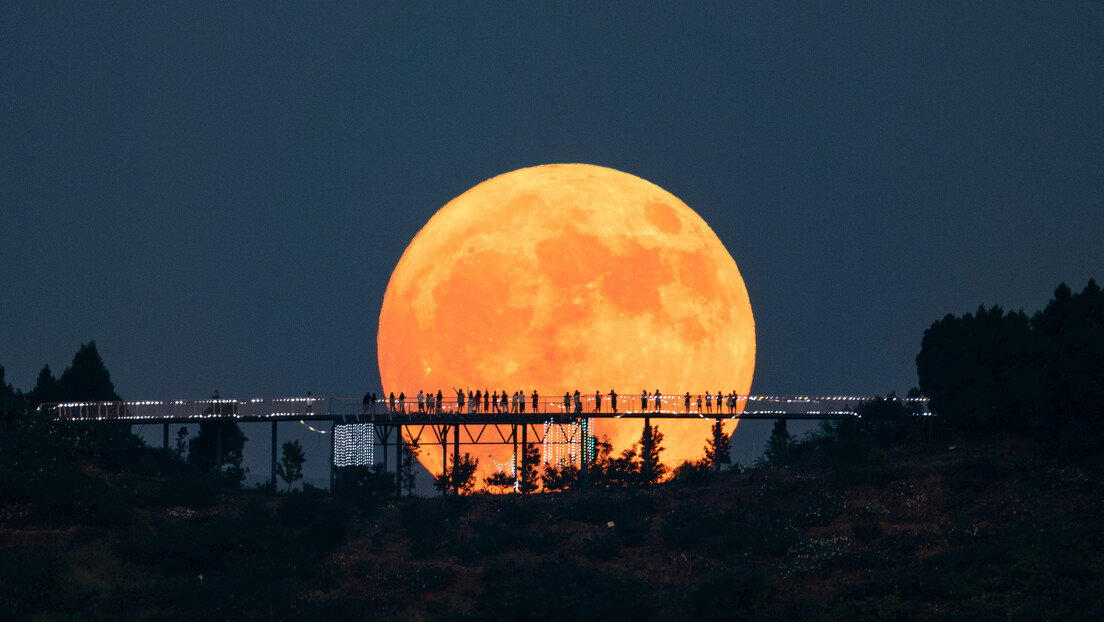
[3, 3, 1102, 402]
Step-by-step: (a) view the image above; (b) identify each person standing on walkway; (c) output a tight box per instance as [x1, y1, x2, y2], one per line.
[610, 389, 618, 413]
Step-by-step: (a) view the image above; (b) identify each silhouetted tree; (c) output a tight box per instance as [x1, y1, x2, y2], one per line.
[916, 280, 1103, 449]
[54, 341, 121, 402]
[519, 443, 541, 494]
[704, 420, 731, 472]
[26, 365, 56, 407]
[916, 305, 1035, 437]
[335, 464, 396, 503]
[276, 440, 306, 491]
[669, 459, 712, 484]
[434, 452, 479, 495]
[760, 419, 792, 466]
[541, 462, 580, 492]
[484, 468, 515, 493]
[174, 426, 189, 458]
[187, 395, 247, 485]
[605, 445, 640, 487]
[0, 364, 25, 426]
[639, 421, 667, 484]
[400, 437, 421, 497]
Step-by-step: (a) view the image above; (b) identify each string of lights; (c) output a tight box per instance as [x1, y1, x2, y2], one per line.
[42, 394, 932, 422]
[333, 423, 374, 467]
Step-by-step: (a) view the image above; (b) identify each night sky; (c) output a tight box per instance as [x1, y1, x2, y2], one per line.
[4, 4, 1103, 406]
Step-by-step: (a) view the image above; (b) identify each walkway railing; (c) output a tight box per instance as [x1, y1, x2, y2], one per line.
[40, 394, 931, 423]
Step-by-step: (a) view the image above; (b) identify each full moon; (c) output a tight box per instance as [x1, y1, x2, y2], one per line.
[378, 164, 755, 483]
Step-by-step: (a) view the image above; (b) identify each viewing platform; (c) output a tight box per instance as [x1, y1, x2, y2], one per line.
[40, 394, 931, 424]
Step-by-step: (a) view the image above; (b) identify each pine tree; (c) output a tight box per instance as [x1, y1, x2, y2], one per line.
[704, 420, 732, 472]
[519, 443, 541, 494]
[760, 419, 792, 466]
[54, 341, 121, 402]
[639, 421, 667, 484]
[27, 365, 56, 407]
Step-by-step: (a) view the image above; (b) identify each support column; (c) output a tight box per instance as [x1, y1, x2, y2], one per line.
[580, 418, 588, 489]
[395, 426, 403, 498]
[216, 424, 223, 478]
[271, 421, 278, 488]
[714, 418, 722, 473]
[381, 426, 389, 469]
[642, 417, 652, 483]
[163, 423, 169, 450]
[441, 425, 449, 495]
[512, 424, 518, 493]
[520, 423, 528, 494]
[453, 423, 461, 494]
[329, 421, 336, 491]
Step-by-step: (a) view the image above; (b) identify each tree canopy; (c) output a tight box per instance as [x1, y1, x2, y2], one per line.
[916, 279, 1103, 451]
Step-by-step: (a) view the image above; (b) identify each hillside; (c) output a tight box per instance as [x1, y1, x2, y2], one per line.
[2, 426, 1101, 621]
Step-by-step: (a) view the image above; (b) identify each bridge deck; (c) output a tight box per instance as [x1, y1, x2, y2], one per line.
[40, 394, 931, 424]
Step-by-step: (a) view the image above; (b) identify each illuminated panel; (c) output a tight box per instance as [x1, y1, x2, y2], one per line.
[333, 423, 375, 467]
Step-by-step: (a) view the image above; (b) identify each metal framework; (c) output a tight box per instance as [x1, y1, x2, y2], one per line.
[40, 394, 931, 494]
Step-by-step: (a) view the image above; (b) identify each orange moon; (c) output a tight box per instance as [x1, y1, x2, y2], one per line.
[378, 164, 755, 484]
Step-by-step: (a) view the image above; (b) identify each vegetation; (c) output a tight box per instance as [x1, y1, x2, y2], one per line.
[1, 280, 1101, 619]
[275, 440, 306, 491]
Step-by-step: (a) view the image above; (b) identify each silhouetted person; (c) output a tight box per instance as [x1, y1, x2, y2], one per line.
[436, 390, 443, 414]
[492, 390, 499, 413]
[696, 394, 702, 413]
[474, 389, 482, 413]
[685, 392, 691, 413]
[427, 391, 435, 415]
[532, 390, 538, 414]
[641, 391, 648, 411]
[389, 392, 396, 413]
[573, 390, 582, 415]
[417, 390, 425, 414]
[519, 391, 526, 414]
[306, 391, 313, 413]
[399, 392, 406, 414]
[654, 390, 661, 413]
[362, 391, 371, 414]
[484, 389, 490, 412]
[500, 390, 508, 414]
[455, 388, 465, 414]
[610, 389, 618, 413]
[564, 392, 571, 412]
[595, 390, 601, 413]
[705, 392, 712, 414]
